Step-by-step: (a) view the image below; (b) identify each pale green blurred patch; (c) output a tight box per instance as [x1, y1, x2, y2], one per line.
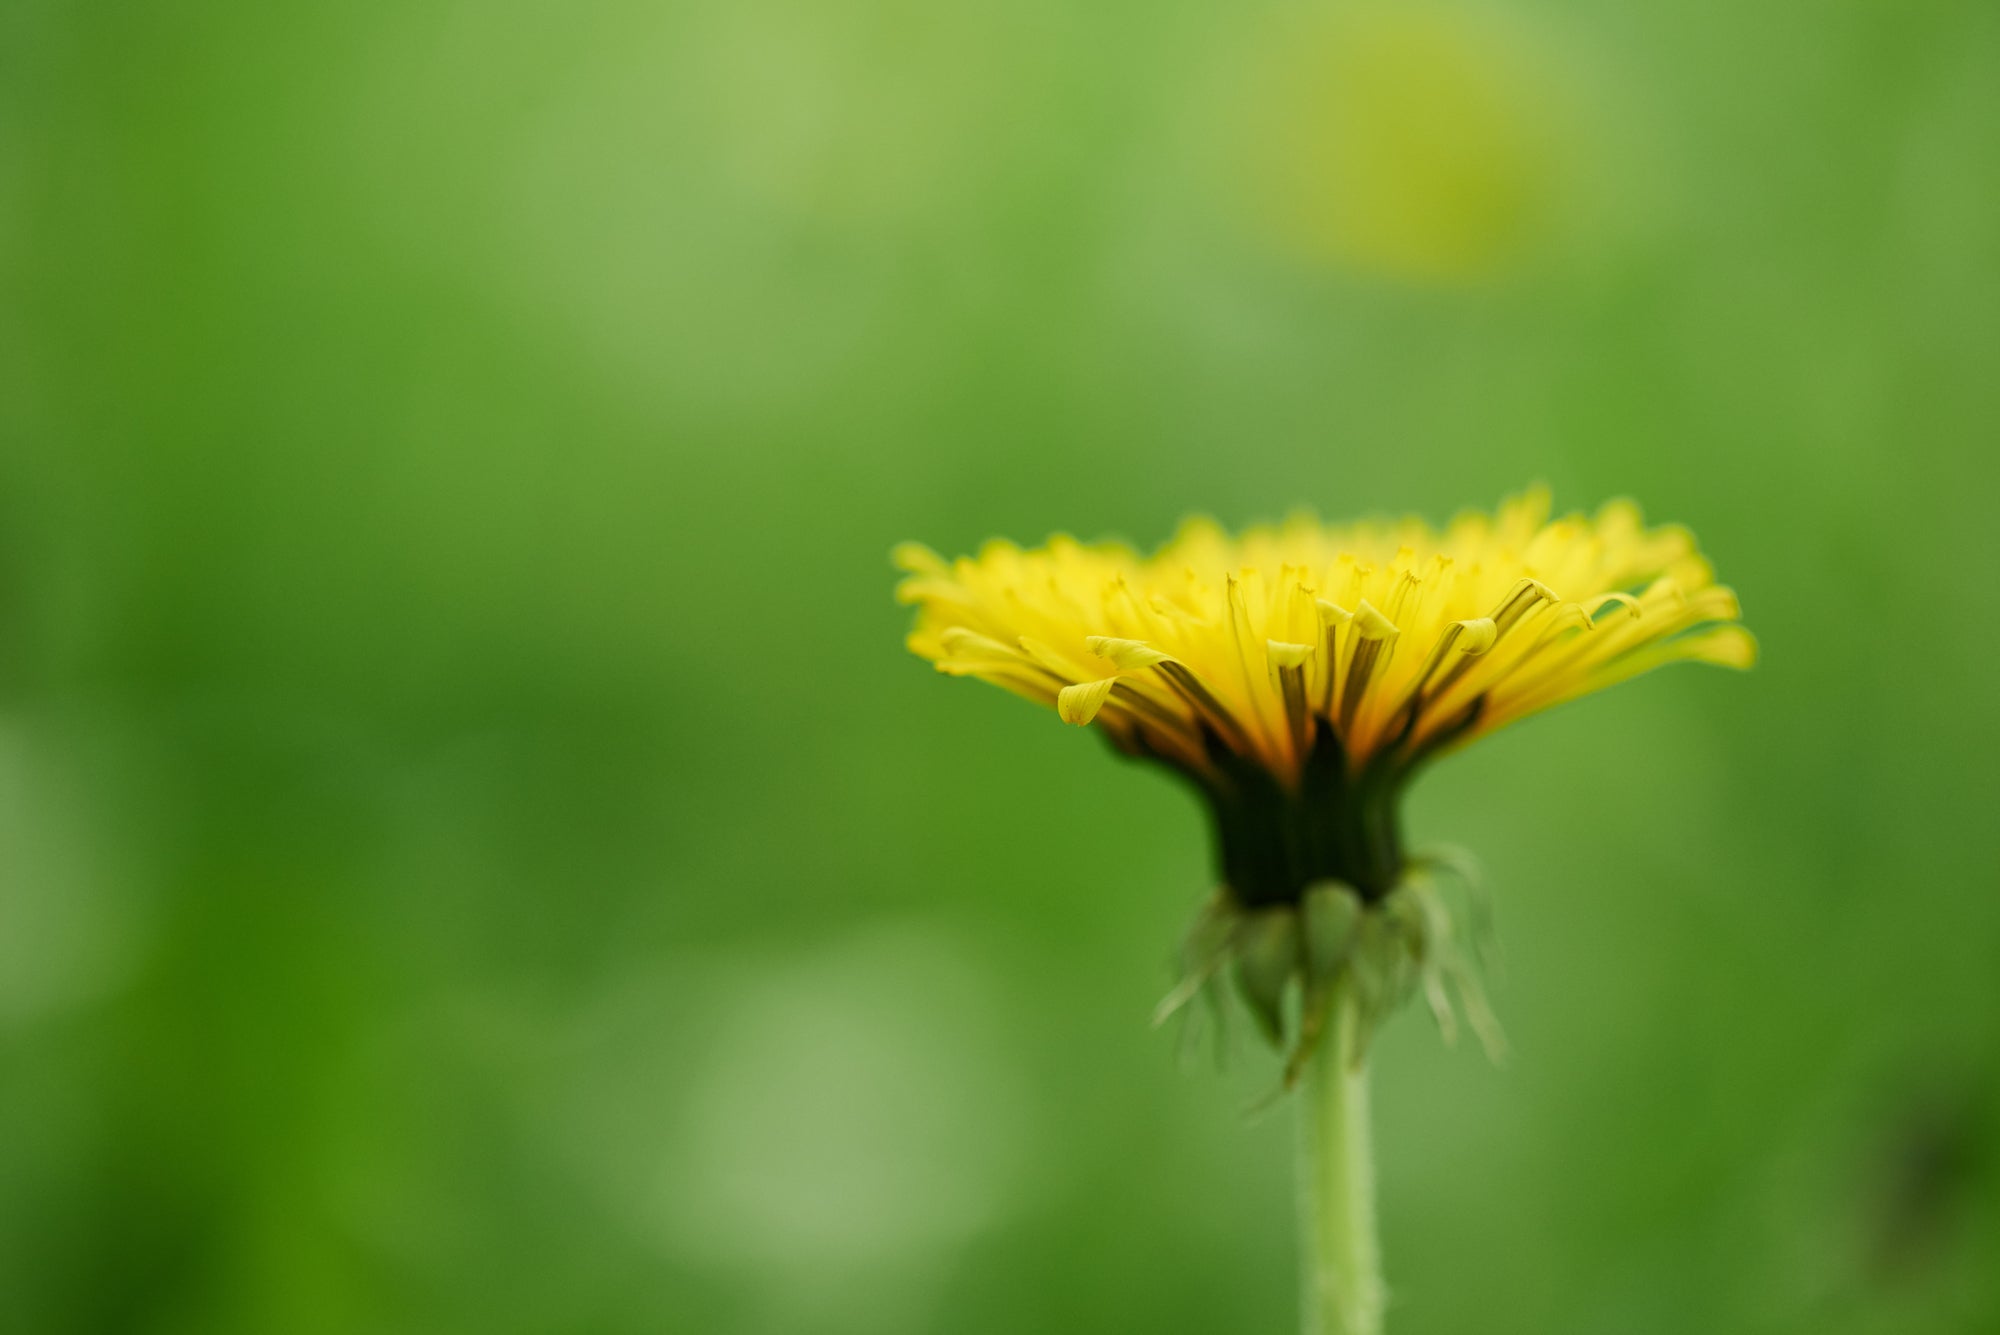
[658, 925, 1033, 1330]
[2, 0, 1998, 1332]
[0, 722, 153, 1027]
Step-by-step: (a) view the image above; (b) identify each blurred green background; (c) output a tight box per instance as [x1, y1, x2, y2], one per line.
[3, 0, 1997, 1332]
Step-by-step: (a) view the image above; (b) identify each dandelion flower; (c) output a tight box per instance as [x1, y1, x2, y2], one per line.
[895, 488, 1751, 1335]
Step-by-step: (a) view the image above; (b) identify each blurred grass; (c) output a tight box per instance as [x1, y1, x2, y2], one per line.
[2, 0, 1998, 1332]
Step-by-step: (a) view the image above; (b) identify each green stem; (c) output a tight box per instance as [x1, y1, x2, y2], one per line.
[1296, 978, 1385, 1335]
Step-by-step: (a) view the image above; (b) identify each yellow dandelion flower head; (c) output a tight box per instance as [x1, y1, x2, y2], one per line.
[896, 488, 1752, 909]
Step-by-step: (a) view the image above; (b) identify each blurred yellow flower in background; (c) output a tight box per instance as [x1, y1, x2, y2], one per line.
[1235, 1, 1572, 282]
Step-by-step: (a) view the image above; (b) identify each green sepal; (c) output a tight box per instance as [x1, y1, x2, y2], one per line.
[1407, 869, 1509, 1061]
[1152, 892, 1237, 1030]
[1162, 852, 1506, 1082]
[1301, 880, 1365, 981]
[1232, 907, 1300, 1048]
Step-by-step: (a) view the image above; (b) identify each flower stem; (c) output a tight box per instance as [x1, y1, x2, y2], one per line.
[1296, 977, 1385, 1335]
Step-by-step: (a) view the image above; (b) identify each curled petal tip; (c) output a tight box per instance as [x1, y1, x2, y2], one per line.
[1056, 677, 1118, 725]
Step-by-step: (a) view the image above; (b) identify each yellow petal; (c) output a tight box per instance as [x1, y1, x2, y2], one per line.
[1447, 617, 1497, 655]
[1352, 599, 1400, 640]
[1585, 592, 1642, 621]
[1266, 640, 1315, 668]
[1084, 636, 1173, 670]
[1679, 624, 1758, 669]
[1057, 677, 1118, 726]
[894, 576, 975, 607]
[891, 541, 948, 576]
[939, 627, 1025, 662]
